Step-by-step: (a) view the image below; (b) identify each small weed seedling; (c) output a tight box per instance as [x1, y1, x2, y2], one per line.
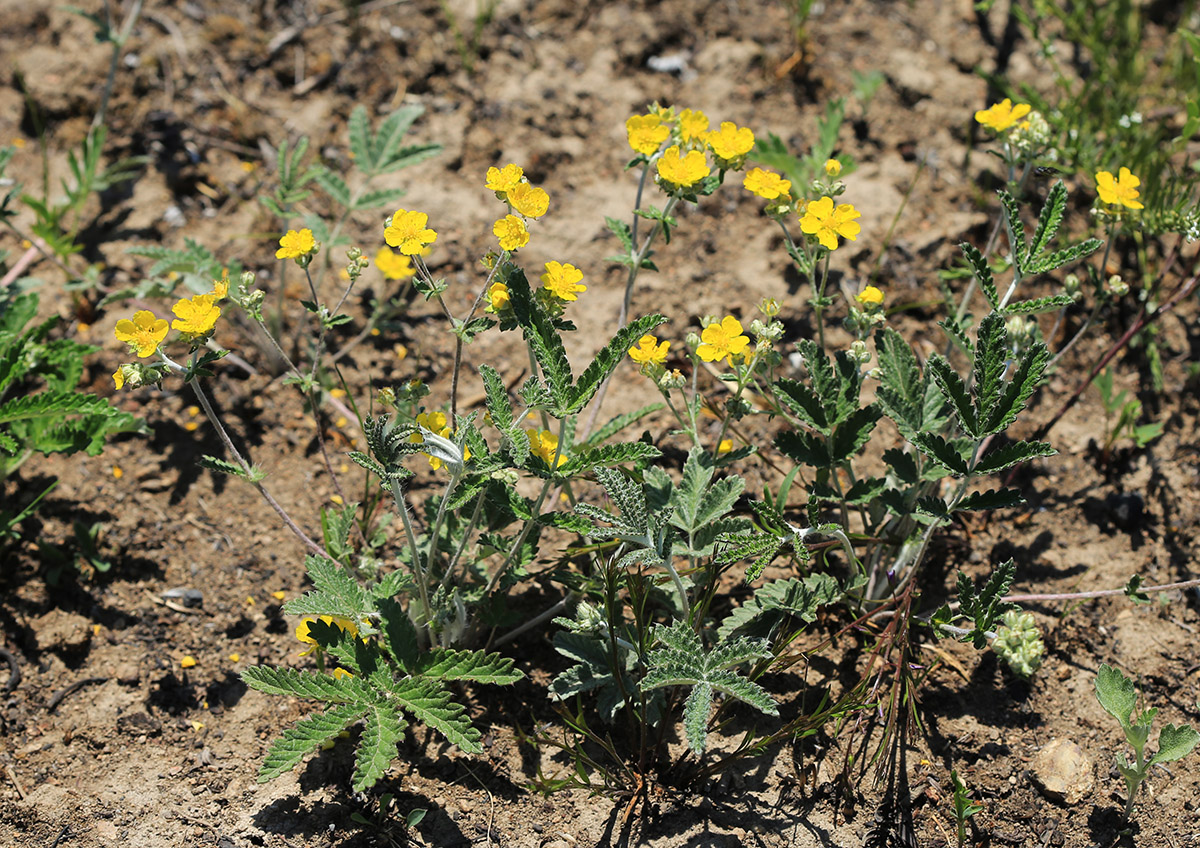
[950, 770, 984, 848]
[1094, 663, 1199, 821]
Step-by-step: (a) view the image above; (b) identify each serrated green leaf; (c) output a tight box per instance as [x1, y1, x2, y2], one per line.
[998, 189, 1028, 274]
[479, 364, 513, 429]
[606, 217, 634, 253]
[1028, 180, 1067, 261]
[682, 681, 713, 753]
[1003, 294, 1075, 314]
[353, 186, 409, 212]
[558, 441, 661, 475]
[773, 377, 828, 432]
[983, 342, 1049, 435]
[1027, 238, 1103, 275]
[910, 432, 969, 475]
[973, 440, 1056, 475]
[285, 556, 373, 620]
[507, 268, 573, 413]
[830, 404, 880, 464]
[961, 242, 999, 310]
[389, 677, 482, 753]
[352, 703, 408, 791]
[376, 597, 418, 671]
[258, 702, 367, 782]
[774, 429, 828, 467]
[241, 665, 371, 703]
[927, 355, 978, 438]
[418, 648, 523, 684]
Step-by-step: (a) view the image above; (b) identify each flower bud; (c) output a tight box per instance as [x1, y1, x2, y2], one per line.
[1107, 274, 1129, 297]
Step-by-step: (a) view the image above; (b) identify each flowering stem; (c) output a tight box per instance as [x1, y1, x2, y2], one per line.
[175, 351, 332, 562]
[424, 464, 462, 599]
[389, 473, 433, 639]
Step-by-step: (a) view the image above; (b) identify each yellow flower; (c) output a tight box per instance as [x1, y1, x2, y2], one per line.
[629, 334, 670, 366]
[332, 667, 354, 679]
[626, 113, 670, 156]
[678, 108, 710, 144]
[540, 261, 587, 302]
[487, 281, 510, 311]
[1095, 167, 1144, 210]
[296, 615, 359, 656]
[527, 428, 568, 468]
[824, 159, 842, 177]
[507, 183, 549, 218]
[705, 121, 755, 161]
[112, 367, 125, 390]
[656, 145, 710, 189]
[276, 228, 316, 260]
[171, 294, 221, 338]
[493, 214, 530, 251]
[180, 656, 197, 668]
[856, 285, 884, 307]
[717, 439, 733, 455]
[374, 247, 415, 280]
[209, 275, 230, 300]
[114, 310, 169, 358]
[696, 316, 750, 365]
[384, 209, 438, 255]
[799, 196, 861, 250]
[485, 163, 524, 192]
[743, 167, 791, 200]
[974, 99, 1032, 132]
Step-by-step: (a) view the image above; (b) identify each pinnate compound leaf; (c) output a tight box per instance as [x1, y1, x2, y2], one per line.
[314, 166, 351, 208]
[258, 703, 367, 783]
[347, 105, 371, 169]
[1150, 724, 1200, 766]
[352, 704, 409, 791]
[1095, 664, 1136, 728]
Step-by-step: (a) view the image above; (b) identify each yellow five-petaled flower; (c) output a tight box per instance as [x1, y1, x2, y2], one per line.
[678, 109, 710, 145]
[705, 121, 755, 162]
[696, 316, 750, 365]
[1095, 167, 1144, 210]
[799, 196, 861, 251]
[541, 261, 587, 302]
[629, 334, 670, 366]
[384, 209, 438, 255]
[743, 167, 791, 200]
[626, 113, 670, 156]
[276, 228, 316, 260]
[656, 145, 710, 189]
[974, 98, 1032, 133]
[115, 310, 169, 358]
[171, 294, 221, 338]
[493, 214, 530, 251]
[375, 247, 415, 280]
[485, 163, 524, 193]
[507, 183, 550, 219]
[487, 281, 510, 311]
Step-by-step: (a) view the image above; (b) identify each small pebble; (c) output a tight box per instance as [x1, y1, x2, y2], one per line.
[1030, 738, 1094, 805]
